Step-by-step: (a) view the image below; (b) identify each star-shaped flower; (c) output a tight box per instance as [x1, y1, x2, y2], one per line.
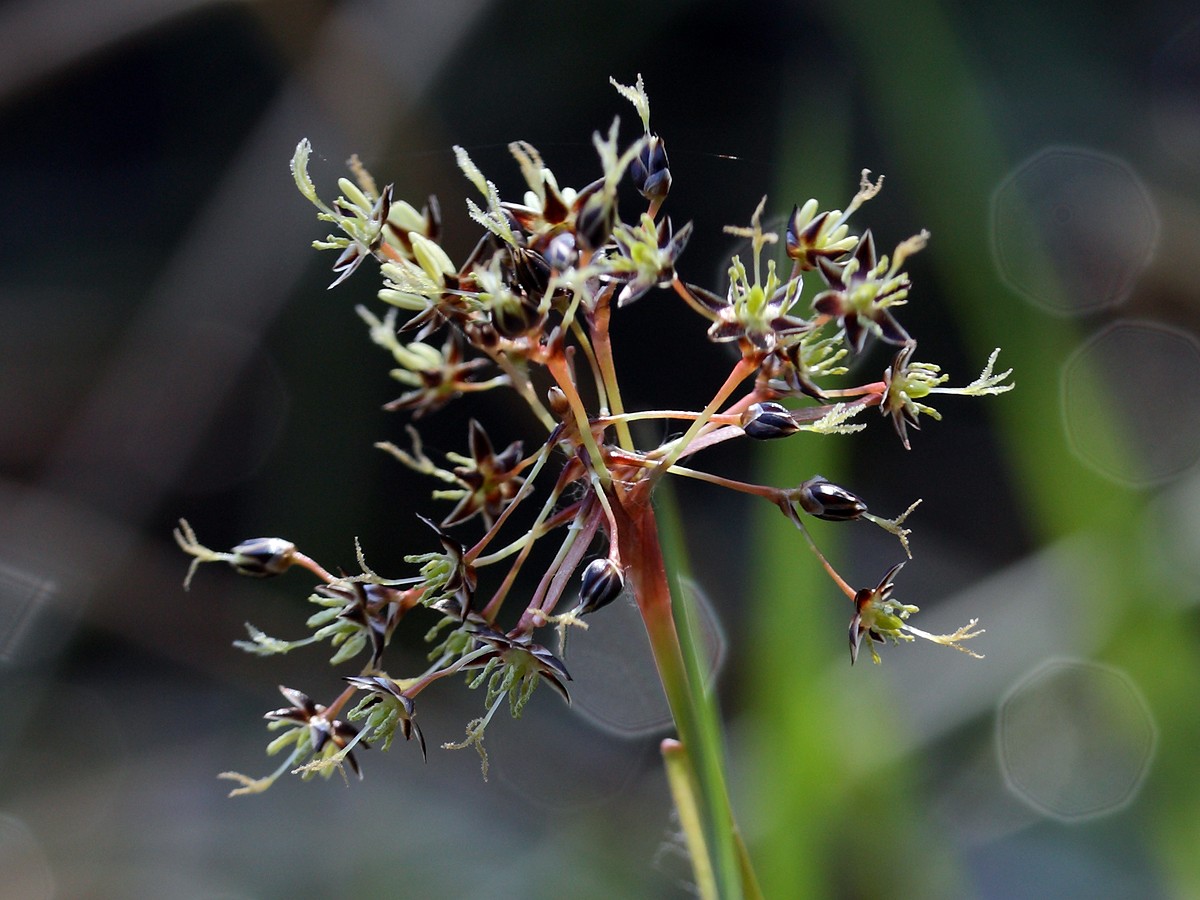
[344, 675, 427, 759]
[311, 581, 422, 669]
[609, 214, 692, 306]
[439, 420, 525, 528]
[462, 626, 573, 712]
[785, 169, 884, 271]
[849, 563, 984, 665]
[881, 343, 1014, 449]
[812, 229, 923, 353]
[407, 516, 478, 620]
[263, 686, 368, 776]
[679, 198, 810, 352]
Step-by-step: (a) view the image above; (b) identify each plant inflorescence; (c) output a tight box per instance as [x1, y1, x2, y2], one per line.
[175, 73, 1011, 891]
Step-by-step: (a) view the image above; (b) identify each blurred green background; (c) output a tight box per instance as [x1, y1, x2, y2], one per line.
[2, 0, 1199, 897]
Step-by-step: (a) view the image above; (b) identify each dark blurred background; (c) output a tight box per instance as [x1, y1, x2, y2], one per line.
[3, 0, 1200, 897]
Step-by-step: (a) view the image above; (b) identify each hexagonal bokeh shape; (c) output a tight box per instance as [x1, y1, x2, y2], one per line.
[991, 147, 1158, 315]
[997, 659, 1156, 822]
[1061, 320, 1200, 487]
[562, 577, 726, 737]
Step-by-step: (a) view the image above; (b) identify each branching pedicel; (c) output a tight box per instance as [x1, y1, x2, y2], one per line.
[176, 76, 1011, 797]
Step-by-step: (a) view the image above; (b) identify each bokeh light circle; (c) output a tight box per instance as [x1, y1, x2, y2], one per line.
[1060, 320, 1200, 487]
[564, 579, 725, 737]
[487, 687, 647, 810]
[991, 147, 1158, 315]
[997, 659, 1156, 822]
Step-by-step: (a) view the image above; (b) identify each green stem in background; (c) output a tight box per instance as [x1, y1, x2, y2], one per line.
[662, 739, 717, 900]
[826, 0, 1124, 540]
[747, 58, 977, 899]
[828, 4, 1200, 897]
[742, 75, 855, 899]
[662, 737, 762, 900]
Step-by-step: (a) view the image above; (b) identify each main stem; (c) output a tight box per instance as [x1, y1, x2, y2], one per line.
[613, 480, 751, 899]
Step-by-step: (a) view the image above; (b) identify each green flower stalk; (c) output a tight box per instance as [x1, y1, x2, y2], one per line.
[177, 75, 1012, 897]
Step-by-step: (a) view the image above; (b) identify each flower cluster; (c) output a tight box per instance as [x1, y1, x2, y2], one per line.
[178, 75, 1011, 792]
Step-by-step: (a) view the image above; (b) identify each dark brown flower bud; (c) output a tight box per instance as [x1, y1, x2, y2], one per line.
[491, 294, 542, 339]
[463, 318, 500, 350]
[631, 135, 671, 202]
[795, 476, 868, 521]
[545, 231, 578, 270]
[512, 246, 551, 300]
[785, 206, 837, 270]
[577, 558, 624, 615]
[740, 402, 801, 440]
[229, 537, 296, 577]
[574, 178, 615, 251]
[547, 386, 571, 420]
